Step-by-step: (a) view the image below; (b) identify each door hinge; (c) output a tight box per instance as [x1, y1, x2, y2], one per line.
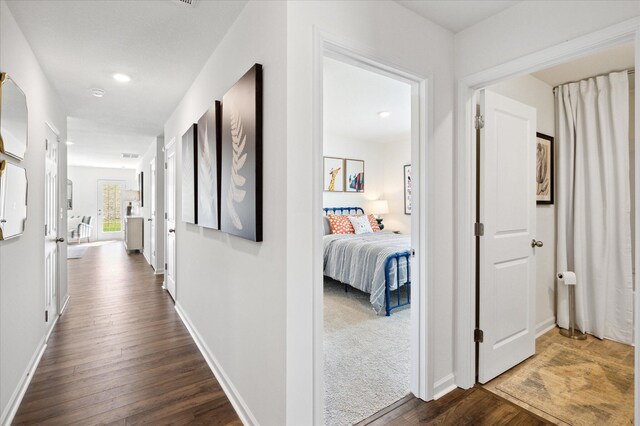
[165, 162, 168, 170]
[45, 224, 48, 236]
[474, 328, 484, 343]
[165, 263, 168, 269]
[45, 310, 49, 322]
[474, 222, 484, 237]
[474, 114, 485, 130]
[165, 212, 168, 219]
[411, 249, 416, 257]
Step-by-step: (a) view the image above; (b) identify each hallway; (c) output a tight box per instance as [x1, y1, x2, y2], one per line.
[12, 242, 240, 425]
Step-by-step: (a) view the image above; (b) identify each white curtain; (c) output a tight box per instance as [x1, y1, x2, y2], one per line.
[556, 71, 633, 344]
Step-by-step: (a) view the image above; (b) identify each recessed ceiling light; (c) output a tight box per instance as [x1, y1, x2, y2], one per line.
[65, 141, 74, 145]
[378, 111, 391, 118]
[113, 73, 131, 83]
[91, 88, 105, 98]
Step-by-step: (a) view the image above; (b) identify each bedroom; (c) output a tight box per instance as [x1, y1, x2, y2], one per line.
[321, 56, 413, 425]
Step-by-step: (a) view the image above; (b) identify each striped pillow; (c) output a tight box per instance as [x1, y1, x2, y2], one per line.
[327, 214, 355, 234]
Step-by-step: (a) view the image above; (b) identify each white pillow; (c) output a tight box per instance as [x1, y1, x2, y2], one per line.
[348, 215, 373, 234]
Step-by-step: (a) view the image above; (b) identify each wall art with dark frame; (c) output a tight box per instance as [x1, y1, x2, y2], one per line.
[138, 171, 144, 208]
[536, 132, 554, 205]
[182, 123, 198, 224]
[197, 101, 221, 230]
[220, 63, 263, 242]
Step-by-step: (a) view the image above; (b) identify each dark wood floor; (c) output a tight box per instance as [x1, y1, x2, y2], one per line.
[13, 241, 240, 425]
[357, 387, 553, 426]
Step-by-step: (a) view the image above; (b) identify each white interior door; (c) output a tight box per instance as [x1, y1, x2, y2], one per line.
[97, 180, 124, 241]
[44, 126, 60, 330]
[165, 141, 176, 299]
[150, 158, 157, 270]
[478, 90, 537, 383]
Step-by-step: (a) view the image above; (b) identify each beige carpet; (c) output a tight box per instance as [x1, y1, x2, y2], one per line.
[496, 342, 633, 426]
[323, 277, 410, 426]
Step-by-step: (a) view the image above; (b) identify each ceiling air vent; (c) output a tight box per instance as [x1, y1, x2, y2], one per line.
[121, 153, 140, 159]
[172, 0, 199, 6]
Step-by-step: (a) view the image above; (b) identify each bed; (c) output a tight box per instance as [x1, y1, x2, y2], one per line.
[322, 207, 411, 316]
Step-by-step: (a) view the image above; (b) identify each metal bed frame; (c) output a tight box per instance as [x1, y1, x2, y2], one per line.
[323, 207, 411, 315]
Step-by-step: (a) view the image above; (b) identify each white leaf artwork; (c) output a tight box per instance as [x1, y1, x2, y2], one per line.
[227, 107, 247, 230]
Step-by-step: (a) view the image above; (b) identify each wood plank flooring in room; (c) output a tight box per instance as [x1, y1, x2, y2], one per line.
[13, 241, 240, 426]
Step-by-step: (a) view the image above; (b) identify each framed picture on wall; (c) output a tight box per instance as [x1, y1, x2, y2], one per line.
[182, 123, 198, 224]
[138, 171, 144, 207]
[220, 63, 263, 242]
[345, 159, 365, 192]
[323, 157, 344, 192]
[404, 164, 412, 215]
[536, 132, 554, 205]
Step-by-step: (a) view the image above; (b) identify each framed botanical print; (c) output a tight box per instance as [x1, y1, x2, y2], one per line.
[345, 159, 365, 192]
[536, 132, 554, 205]
[404, 164, 412, 215]
[323, 157, 344, 192]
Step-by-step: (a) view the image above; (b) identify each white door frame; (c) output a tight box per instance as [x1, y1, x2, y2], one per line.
[454, 18, 640, 419]
[150, 157, 157, 270]
[311, 29, 435, 424]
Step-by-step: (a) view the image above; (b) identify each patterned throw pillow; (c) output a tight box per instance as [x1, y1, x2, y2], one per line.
[367, 214, 381, 232]
[348, 214, 373, 234]
[327, 214, 355, 234]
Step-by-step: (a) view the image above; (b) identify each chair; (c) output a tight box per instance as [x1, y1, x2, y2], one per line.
[68, 216, 93, 243]
[77, 216, 93, 243]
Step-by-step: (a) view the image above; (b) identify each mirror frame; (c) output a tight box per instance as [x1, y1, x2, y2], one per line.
[0, 72, 29, 161]
[0, 159, 29, 241]
[67, 179, 73, 210]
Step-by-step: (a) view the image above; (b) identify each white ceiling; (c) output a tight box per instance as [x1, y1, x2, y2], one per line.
[396, 0, 521, 33]
[324, 57, 411, 144]
[531, 42, 635, 88]
[6, 0, 247, 169]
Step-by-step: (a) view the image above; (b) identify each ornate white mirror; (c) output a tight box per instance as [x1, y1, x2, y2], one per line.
[0, 73, 28, 160]
[67, 179, 73, 210]
[0, 160, 28, 240]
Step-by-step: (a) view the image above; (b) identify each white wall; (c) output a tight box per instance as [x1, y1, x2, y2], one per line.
[454, 1, 640, 78]
[67, 166, 137, 241]
[322, 134, 385, 209]
[382, 139, 411, 234]
[136, 136, 165, 271]
[487, 74, 556, 332]
[163, 2, 287, 425]
[286, 1, 455, 423]
[0, 1, 68, 422]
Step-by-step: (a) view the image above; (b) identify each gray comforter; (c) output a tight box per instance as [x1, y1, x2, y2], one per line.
[323, 232, 411, 314]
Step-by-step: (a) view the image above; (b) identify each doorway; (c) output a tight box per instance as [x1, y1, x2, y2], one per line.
[44, 123, 61, 335]
[458, 27, 639, 425]
[164, 138, 177, 299]
[312, 35, 433, 426]
[97, 180, 124, 241]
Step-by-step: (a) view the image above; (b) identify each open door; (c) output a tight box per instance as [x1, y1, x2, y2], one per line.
[44, 125, 60, 332]
[477, 90, 538, 383]
[165, 140, 176, 300]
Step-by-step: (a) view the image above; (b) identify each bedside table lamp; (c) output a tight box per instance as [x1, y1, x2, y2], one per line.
[370, 199, 389, 230]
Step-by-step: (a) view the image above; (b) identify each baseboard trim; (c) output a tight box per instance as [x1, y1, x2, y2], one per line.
[536, 317, 557, 337]
[1, 340, 47, 426]
[60, 294, 70, 315]
[154, 269, 165, 275]
[174, 302, 257, 426]
[433, 373, 456, 400]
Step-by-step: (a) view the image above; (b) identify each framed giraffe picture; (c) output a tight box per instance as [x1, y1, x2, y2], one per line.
[323, 157, 345, 192]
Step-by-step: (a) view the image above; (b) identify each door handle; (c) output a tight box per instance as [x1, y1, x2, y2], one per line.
[169, 229, 175, 233]
[56, 237, 65, 243]
[531, 239, 543, 248]
[148, 218, 153, 222]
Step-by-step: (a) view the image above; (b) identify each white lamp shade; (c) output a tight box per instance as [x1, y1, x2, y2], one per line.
[370, 199, 389, 215]
[124, 190, 140, 202]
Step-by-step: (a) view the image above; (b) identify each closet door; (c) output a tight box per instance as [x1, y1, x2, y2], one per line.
[478, 90, 538, 383]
